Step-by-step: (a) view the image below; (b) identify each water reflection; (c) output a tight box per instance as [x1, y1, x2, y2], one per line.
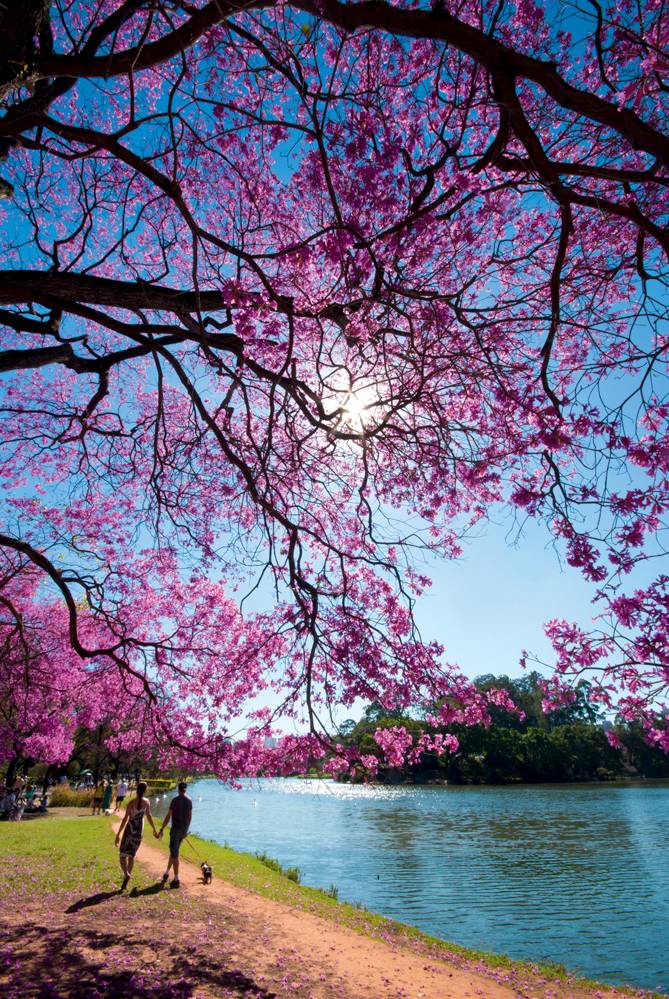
[154, 779, 669, 993]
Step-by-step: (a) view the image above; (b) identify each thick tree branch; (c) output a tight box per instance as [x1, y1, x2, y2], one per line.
[0, 271, 229, 314]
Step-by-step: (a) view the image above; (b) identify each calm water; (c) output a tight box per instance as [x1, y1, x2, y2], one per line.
[153, 779, 669, 993]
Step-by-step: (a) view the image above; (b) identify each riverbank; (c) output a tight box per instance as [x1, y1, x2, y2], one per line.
[0, 813, 662, 999]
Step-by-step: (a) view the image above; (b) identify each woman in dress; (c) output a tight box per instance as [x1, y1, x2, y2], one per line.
[101, 780, 113, 813]
[114, 781, 159, 889]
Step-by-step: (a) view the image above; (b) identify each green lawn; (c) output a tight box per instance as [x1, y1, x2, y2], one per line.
[0, 814, 120, 900]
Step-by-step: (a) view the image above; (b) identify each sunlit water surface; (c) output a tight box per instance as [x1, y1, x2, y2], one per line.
[153, 779, 669, 993]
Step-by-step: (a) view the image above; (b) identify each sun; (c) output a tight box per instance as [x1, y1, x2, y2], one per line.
[341, 382, 377, 430]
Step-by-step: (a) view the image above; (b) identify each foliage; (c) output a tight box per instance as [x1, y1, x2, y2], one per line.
[340, 674, 669, 783]
[255, 849, 301, 882]
[254, 849, 283, 874]
[614, 723, 669, 778]
[47, 785, 96, 807]
[0, 1, 668, 775]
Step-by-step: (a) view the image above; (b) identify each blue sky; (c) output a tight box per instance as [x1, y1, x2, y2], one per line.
[412, 516, 595, 681]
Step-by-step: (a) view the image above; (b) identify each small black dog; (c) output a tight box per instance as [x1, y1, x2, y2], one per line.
[201, 861, 213, 885]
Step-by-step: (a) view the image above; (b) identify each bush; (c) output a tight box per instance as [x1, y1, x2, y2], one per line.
[48, 786, 95, 807]
[146, 785, 173, 799]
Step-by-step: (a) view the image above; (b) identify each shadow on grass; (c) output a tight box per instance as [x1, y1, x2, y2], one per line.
[66, 889, 122, 913]
[0, 921, 278, 998]
[129, 882, 165, 898]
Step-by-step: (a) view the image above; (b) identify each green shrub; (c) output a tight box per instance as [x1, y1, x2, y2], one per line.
[255, 850, 282, 873]
[47, 786, 95, 807]
[255, 850, 300, 883]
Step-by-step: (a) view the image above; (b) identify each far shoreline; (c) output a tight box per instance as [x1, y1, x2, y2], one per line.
[183, 773, 669, 788]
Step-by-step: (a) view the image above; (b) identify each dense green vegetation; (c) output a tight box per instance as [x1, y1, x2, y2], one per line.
[339, 673, 669, 784]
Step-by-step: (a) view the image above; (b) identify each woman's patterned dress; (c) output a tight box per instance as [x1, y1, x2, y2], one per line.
[119, 801, 148, 858]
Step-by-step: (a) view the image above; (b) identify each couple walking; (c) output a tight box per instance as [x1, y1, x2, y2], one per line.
[115, 781, 192, 890]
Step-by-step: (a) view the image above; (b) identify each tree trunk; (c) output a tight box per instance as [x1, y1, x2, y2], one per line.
[41, 764, 55, 796]
[4, 754, 21, 787]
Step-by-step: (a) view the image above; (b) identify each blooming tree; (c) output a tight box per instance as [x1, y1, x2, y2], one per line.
[0, 572, 81, 781]
[0, 0, 667, 772]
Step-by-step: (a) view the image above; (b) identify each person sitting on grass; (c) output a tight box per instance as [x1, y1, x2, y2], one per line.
[156, 781, 192, 888]
[115, 781, 159, 891]
[9, 791, 24, 822]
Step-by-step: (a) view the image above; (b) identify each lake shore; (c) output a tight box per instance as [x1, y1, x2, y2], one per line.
[0, 811, 662, 999]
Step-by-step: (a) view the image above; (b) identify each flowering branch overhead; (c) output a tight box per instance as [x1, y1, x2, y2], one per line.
[0, 0, 667, 774]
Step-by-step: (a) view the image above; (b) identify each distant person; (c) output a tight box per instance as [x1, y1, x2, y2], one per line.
[91, 783, 103, 815]
[101, 780, 113, 813]
[156, 782, 192, 888]
[115, 781, 159, 890]
[114, 778, 128, 813]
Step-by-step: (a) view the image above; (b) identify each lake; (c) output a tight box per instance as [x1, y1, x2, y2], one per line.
[152, 779, 669, 993]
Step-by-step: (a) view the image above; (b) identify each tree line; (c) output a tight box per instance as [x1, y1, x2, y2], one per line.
[337, 674, 669, 785]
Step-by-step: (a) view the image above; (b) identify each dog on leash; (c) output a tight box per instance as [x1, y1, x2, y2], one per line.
[201, 861, 213, 885]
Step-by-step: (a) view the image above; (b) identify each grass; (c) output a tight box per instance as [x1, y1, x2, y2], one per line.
[0, 813, 185, 916]
[0, 813, 119, 898]
[47, 784, 170, 808]
[254, 849, 301, 882]
[0, 814, 276, 999]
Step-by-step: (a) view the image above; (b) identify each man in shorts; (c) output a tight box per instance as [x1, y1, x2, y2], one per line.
[156, 782, 192, 888]
[114, 778, 129, 813]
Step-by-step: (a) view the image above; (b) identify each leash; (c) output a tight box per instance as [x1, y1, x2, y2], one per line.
[183, 836, 205, 863]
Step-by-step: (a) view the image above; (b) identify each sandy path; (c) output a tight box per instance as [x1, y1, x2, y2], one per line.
[119, 823, 524, 999]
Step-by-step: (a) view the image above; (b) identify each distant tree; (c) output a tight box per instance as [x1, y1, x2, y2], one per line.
[617, 724, 669, 778]
[347, 683, 626, 784]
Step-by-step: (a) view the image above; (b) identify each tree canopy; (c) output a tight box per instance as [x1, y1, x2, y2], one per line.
[0, 0, 667, 777]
